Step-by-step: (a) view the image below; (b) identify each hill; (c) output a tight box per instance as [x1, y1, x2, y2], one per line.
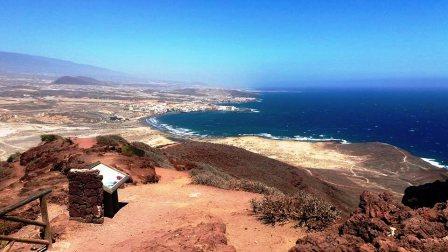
[162, 140, 354, 213]
[0, 51, 133, 82]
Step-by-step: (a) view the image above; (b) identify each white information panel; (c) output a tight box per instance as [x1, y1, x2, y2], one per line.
[91, 163, 129, 194]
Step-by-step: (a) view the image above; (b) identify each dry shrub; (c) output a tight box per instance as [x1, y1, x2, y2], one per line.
[40, 134, 59, 142]
[0, 162, 11, 177]
[230, 179, 283, 196]
[190, 164, 282, 195]
[121, 144, 145, 157]
[190, 164, 234, 188]
[6, 152, 21, 163]
[130, 142, 172, 167]
[96, 135, 128, 146]
[250, 191, 340, 231]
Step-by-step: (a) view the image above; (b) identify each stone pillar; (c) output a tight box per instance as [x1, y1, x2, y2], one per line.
[68, 169, 104, 223]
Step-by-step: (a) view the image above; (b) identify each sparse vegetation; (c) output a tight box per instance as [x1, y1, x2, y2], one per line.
[0, 162, 12, 178]
[6, 152, 21, 163]
[131, 142, 172, 167]
[96, 135, 128, 146]
[40, 134, 58, 142]
[190, 164, 282, 195]
[250, 191, 340, 231]
[231, 179, 282, 195]
[121, 144, 145, 157]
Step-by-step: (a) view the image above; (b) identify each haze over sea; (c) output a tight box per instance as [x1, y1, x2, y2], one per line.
[148, 86, 448, 167]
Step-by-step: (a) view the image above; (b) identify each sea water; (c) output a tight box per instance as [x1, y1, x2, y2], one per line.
[148, 87, 448, 167]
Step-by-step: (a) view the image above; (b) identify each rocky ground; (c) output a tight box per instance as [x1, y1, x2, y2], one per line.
[291, 190, 448, 251]
[1, 133, 448, 251]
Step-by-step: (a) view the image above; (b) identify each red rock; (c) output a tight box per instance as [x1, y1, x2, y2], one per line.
[401, 216, 448, 239]
[340, 214, 390, 242]
[291, 191, 448, 251]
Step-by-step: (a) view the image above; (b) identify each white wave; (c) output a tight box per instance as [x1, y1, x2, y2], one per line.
[421, 158, 447, 168]
[146, 117, 205, 137]
[222, 107, 259, 113]
[147, 117, 349, 144]
[255, 133, 282, 140]
[293, 135, 350, 143]
[239, 133, 349, 144]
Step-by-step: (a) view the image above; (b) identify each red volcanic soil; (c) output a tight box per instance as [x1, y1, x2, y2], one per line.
[72, 137, 97, 149]
[125, 218, 237, 252]
[47, 168, 302, 251]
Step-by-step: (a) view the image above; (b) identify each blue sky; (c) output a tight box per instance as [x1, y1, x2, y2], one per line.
[0, 0, 447, 87]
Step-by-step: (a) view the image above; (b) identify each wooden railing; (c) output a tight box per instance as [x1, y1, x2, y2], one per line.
[0, 189, 52, 250]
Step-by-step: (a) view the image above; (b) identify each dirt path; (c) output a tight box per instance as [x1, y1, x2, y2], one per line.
[52, 168, 303, 251]
[390, 144, 429, 171]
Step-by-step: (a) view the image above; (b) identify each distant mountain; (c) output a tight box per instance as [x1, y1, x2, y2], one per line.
[0, 51, 135, 82]
[53, 76, 105, 85]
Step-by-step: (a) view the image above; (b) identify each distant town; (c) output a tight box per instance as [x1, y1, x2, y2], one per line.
[0, 74, 257, 126]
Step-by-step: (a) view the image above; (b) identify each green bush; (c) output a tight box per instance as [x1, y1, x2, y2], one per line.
[190, 164, 282, 195]
[40, 134, 58, 142]
[250, 191, 340, 231]
[6, 152, 21, 163]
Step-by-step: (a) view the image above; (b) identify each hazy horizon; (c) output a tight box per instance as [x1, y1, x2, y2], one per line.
[1, 1, 447, 87]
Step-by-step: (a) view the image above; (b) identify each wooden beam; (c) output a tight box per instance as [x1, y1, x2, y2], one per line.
[0, 189, 52, 217]
[0, 235, 50, 245]
[0, 215, 46, 227]
[39, 195, 52, 249]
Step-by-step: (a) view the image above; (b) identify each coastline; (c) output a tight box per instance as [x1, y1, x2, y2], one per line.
[1, 108, 446, 171]
[143, 113, 350, 144]
[141, 112, 448, 170]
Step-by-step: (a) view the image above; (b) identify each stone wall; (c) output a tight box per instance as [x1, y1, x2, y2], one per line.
[68, 169, 104, 223]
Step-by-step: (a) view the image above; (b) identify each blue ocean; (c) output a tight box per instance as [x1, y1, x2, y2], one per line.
[148, 87, 448, 167]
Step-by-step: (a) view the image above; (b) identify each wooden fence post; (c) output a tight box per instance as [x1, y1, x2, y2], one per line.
[0, 189, 53, 250]
[39, 194, 52, 249]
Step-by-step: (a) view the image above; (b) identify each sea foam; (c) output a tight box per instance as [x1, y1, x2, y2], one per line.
[146, 117, 205, 137]
[239, 133, 349, 144]
[421, 158, 447, 169]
